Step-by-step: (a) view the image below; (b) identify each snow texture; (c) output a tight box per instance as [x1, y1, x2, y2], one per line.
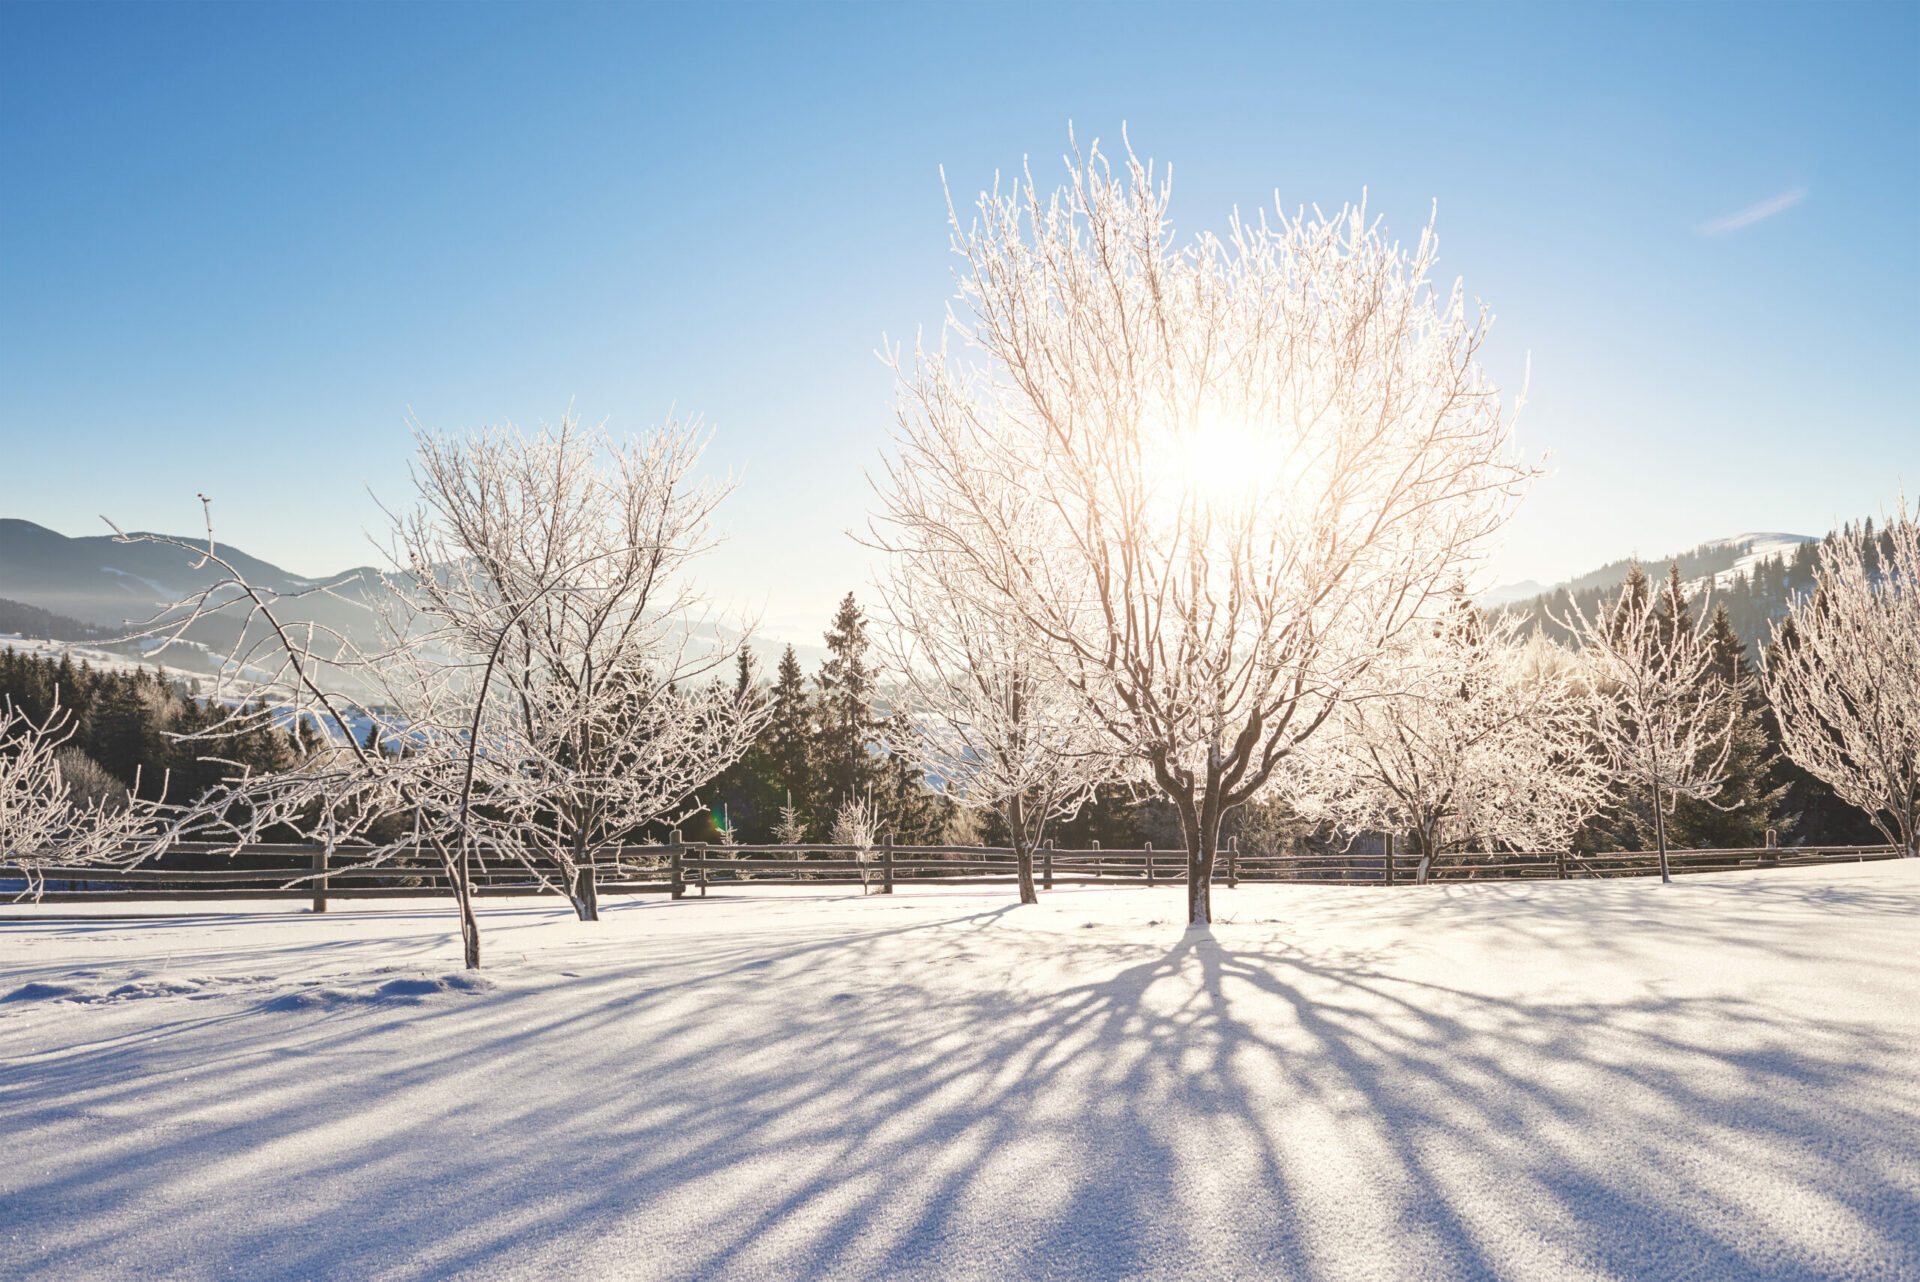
[2, 862, 1916, 1281]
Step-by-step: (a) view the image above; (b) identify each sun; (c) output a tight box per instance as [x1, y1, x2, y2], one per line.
[1163, 409, 1283, 515]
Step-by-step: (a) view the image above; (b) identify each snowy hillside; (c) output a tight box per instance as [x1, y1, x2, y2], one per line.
[1483, 531, 1815, 608]
[1691, 531, 1817, 591]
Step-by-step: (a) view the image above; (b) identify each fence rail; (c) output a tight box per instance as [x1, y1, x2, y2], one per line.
[2, 835, 1902, 907]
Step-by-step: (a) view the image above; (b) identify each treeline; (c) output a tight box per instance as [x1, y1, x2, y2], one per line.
[698, 593, 952, 844]
[4, 578, 1886, 858]
[702, 569, 1884, 855]
[696, 592, 1253, 850]
[0, 648, 313, 810]
[1566, 563, 1880, 853]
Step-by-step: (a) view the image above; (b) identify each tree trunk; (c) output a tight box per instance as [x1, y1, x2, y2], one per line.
[567, 830, 599, 921]
[1009, 795, 1037, 905]
[1651, 779, 1672, 884]
[1185, 811, 1219, 926]
[448, 845, 481, 970]
[571, 863, 600, 919]
[1160, 754, 1225, 926]
[1415, 826, 1436, 885]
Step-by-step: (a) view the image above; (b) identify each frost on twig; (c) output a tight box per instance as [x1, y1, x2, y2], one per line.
[0, 695, 164, 900]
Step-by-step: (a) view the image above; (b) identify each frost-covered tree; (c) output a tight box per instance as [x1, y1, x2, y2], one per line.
[393, 413, 768, 920]
[829, 789, 883, 893]
[1567, 565, 1736, 883]
[0, 695, 162, 897]
[876, 535, 1109, 904]
[876, 129, 1530, 923]
[108, 408, 759, 966]
[771, 791, 809, 845]
[1764, 507, 1919, 857]
[117, 519, 540, 969]
[1288, 599, 1607, 882]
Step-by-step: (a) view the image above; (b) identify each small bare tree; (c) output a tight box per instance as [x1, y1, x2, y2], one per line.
[829, 789, 881, 893]
[110, 492, 586, 969]
[1567, 567, 1736, 883]
[1289, 603, 1608, 882]
[1764, 507, 1919, 858]
[1, 695, 163, 898]
[390, 412, 769, 920]
[876, 540, 1108, 904]
[107, 408, 758, 965]
[772, 791, 809, 845]
[877, 128, 1531, 923]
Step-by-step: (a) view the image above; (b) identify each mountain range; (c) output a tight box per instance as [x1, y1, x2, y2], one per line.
[2, 516, 1824, 666]
[0, 518, 825, 676]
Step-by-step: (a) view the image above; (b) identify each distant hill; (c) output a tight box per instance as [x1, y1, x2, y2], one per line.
[0, 518, 827, 678]
[0, 595, 104, 643]
[0, 518, 403, 683]
[0, 517, 383, 629]
[1493, 531, 1825, 652]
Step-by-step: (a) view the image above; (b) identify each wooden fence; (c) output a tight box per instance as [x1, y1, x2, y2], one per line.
[2, 832, 1902, 909]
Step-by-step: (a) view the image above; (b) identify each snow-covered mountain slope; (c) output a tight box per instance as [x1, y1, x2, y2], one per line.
[1482, 532, 1816, 607]
[1692, 532, 1816, 591]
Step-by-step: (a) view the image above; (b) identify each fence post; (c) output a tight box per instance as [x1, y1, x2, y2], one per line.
[1227, 836, 1238, 888]
[1383, 832, 1394, 888]
[1145, 841, 1155, 887]
[1091, 839, 1100, 880]
[312, 843, 328, 914]
[1556, 846, 1568, 880]
[881, 835, 894, 895]
[1042, 839, 1053, 891]
[670, 829, 684, 900]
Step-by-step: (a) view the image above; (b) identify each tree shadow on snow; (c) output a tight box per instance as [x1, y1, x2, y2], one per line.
[1, 888, 1916, 1281]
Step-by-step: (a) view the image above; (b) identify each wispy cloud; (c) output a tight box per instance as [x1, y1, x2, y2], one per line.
[1697, 186, 1808, 236]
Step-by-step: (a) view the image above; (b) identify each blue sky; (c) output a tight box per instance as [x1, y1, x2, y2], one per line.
[3, 1, 1914, 642]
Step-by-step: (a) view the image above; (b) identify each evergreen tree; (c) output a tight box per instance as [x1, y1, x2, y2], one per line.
[871, 703, 954, 844]
[813, 593, 883, 810]
[1667, 604, 1786, 847]
[763, 644, 815, 833]
[699, 648, 784, 842]
[87, 677, 160, 794]
[1651, 563, 1693, 666]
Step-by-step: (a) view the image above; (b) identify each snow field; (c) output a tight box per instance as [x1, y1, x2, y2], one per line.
[1, 862, 1916, 1280]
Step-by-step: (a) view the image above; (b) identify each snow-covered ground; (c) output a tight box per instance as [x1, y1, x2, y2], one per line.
[2, 863, 1916, 1281]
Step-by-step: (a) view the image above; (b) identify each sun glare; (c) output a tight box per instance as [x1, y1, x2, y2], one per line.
[1164, 410, 1283, 514]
